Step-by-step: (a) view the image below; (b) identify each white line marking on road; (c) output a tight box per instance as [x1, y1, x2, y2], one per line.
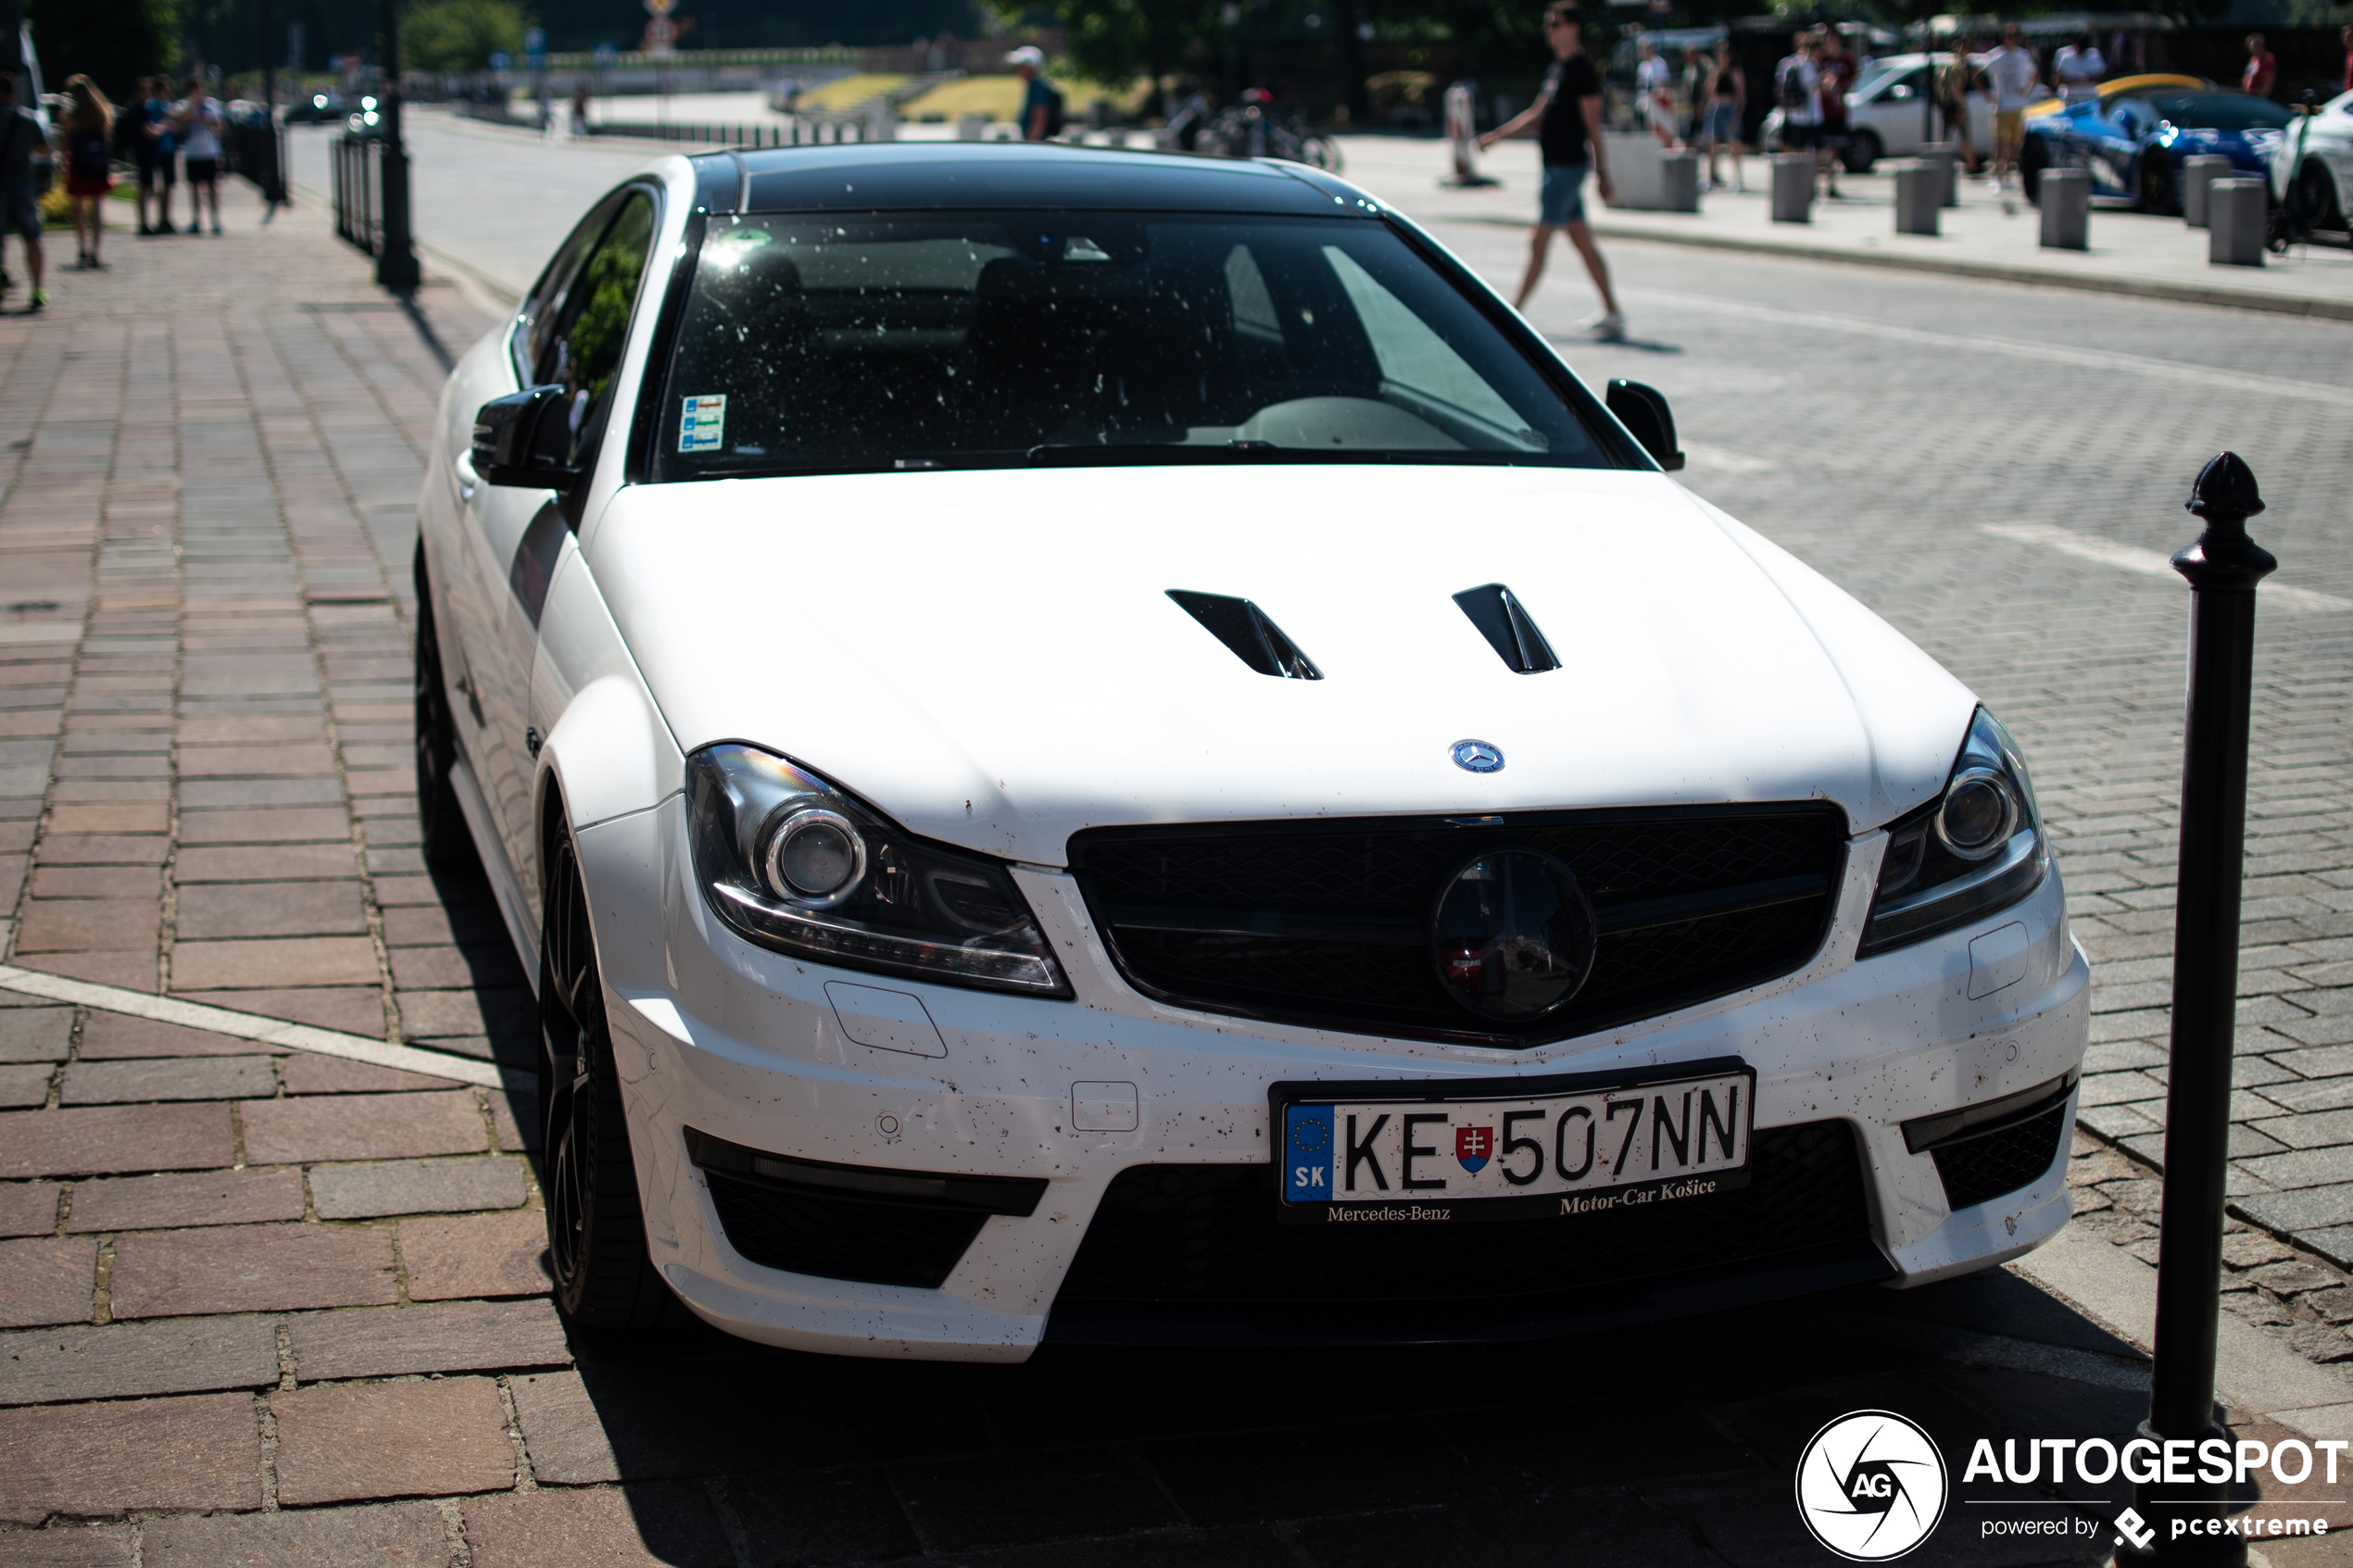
[1981, 521, 2351, 613]
[1627, 287, 2353, 410]
[0, 963, 509, 1088]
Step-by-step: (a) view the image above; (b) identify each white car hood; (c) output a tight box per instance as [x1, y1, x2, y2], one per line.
[590, 465, 1974, 864]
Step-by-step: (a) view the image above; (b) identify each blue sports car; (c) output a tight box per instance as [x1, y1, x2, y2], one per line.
[2023, 88, 2292, 213]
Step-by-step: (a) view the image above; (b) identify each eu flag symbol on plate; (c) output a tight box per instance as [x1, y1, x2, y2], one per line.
[1284, 1105, 1333, 1200]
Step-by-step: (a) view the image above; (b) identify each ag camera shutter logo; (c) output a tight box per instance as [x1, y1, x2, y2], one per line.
[1795, 1410, 1949, 1561]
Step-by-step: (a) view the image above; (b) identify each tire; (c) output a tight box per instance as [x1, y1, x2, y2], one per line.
[1299, 134, 1341, 173]
[2294, 162, 2344, 232]
[1843, 129, 1881, 174]
[2020, 137, 2048, 204]
[2138, 150, 2176, 216]
[541, 809, 673, 1331]
[411, 544, 473, 868]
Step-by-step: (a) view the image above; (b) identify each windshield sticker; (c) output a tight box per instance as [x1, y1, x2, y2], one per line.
[679, 395, 725, 454]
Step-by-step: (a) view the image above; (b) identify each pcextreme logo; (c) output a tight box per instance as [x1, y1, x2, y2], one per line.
[1795, 1411, 1949, 1562]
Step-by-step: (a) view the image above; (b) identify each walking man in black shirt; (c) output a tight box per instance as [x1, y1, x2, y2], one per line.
[1478, 2, 1622, 337]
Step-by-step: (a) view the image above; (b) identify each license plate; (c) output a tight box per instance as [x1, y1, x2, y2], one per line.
[1271, 1060, 1755, 1224]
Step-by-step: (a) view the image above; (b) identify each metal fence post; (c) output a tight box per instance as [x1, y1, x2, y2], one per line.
[2122, 451, 2276, 1566]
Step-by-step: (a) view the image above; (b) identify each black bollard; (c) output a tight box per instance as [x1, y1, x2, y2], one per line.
[2123, 453, 2275, 1565]
[373, 0, 421, 289]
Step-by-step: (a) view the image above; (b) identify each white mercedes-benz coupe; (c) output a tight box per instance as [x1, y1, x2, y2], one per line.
[415, 142, 2088, 1360]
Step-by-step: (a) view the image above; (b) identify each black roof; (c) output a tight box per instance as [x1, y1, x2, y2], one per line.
[685, 142, 1384, 219]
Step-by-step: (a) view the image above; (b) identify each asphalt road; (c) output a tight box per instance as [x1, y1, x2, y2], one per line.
[294, 108, 2353, 1254]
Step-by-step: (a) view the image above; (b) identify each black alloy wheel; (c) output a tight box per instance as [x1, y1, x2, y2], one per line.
[2138, 151, 2177, 216]
[541, 811, 673, 1329]
[412, 544, 472, 868]
[2294, 163, 2344, 233]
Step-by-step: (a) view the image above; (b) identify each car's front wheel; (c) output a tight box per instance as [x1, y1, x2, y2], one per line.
[2020, 137, 2049, 203]
[2294, 161, 2344, 232]
[541, 808, 673, 1330]
[1843, 128, 1881, 174]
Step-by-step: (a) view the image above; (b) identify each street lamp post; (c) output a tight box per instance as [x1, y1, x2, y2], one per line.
[375, 0, 420, 288]
[2120, 451, 2277, 1567]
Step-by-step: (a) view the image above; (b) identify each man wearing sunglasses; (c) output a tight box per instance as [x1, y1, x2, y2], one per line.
[1479, 3, 1624, 339]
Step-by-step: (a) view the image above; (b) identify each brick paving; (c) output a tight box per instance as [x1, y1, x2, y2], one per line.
[0, 156, 2349, 1562]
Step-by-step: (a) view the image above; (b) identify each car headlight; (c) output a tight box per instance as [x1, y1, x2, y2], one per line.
[1857, 709, 2049, 958]
[686, 744, 1069, 996]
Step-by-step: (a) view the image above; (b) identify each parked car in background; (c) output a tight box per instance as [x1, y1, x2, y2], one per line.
[285, 91, 351, 124]
[2270, 88, 2353, 238]
[1763, 52, 1992, 172]
[2021, 81, 2286, 213]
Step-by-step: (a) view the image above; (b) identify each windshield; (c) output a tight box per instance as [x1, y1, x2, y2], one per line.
[651, 211, 1613, 477]
[1850, 59, 1915, 98]
[2136, 94, 2293, 131]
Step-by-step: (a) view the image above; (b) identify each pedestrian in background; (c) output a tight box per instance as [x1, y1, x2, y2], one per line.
[2243, 34, 2277, 101]
[1936, 41, 1981, 175]
[137, 78, 177, 235]
[2342, 25, 2351, 94]
[1774, 31, 1822, 181]
[1008, 46, 1063, 141]
[1983, 25, 2039, 191]
[1478, 2, 1621, 336]
[0, 71, 47, 311]
[1815, 30, 1854, 197]
[1636, 40, 1676, 147]
[170, 78, 223, 236]
[570, 81, 590, 138]
[1701, 47, 1744, 192]
[2053, 34, 2104, 105]
[59, 75, 113, 271]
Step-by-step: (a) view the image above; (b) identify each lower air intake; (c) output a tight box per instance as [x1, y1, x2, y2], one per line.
[705, 1177, 987, 1289]
[1931, 1102, 2070, 1212]
[1048, 1119, 1887, 1344]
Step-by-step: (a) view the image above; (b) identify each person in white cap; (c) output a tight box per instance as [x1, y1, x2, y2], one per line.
[1006, 45, 1065, 141]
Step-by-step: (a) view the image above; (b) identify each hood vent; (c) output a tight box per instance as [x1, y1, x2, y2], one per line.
[1166, 591, 1322, 681]
[1453, 584, 1560, 674]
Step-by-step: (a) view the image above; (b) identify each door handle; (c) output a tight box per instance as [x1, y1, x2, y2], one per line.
[455, 450, 479, 504]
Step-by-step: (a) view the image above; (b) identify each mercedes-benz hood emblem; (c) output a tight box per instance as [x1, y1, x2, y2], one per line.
[1451, 739, 1504, 773]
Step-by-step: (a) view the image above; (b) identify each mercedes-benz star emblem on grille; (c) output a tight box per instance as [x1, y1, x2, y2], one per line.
[1450, 739, 1504, 773]
[1429, 847, 1597, 1021]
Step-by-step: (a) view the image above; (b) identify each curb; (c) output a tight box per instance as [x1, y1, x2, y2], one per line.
[1442, 211, 2353, 322]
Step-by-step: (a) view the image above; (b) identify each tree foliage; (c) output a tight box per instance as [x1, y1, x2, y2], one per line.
[401, 0, 529, 72]
[1055, 0, 1223, 91]
[26, 0, 179, 105]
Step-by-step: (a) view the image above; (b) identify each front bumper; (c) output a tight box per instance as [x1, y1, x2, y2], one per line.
[579, 795, 2090, 1361]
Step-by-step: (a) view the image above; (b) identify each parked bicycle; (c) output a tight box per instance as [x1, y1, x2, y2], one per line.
[1188, 90, 1341, 171]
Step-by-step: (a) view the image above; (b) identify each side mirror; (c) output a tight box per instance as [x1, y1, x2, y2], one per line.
[472, 385, 582, 488]
[1606, 379, 1684, 472]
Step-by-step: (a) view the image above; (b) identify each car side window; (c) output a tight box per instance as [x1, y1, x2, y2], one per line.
[515, 198, 620, 384]
[535, 190, 659, 466]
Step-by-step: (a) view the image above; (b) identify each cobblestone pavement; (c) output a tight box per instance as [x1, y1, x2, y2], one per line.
[0, 162, 2350, 1562]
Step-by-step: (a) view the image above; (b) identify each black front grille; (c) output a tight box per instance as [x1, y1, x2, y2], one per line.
[1932, 1103, 2070, 1211]
[706, 1174, 987, 1288]
[1070, 806, 1847, 1046]
[1049, 1120, 1887, 1343]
